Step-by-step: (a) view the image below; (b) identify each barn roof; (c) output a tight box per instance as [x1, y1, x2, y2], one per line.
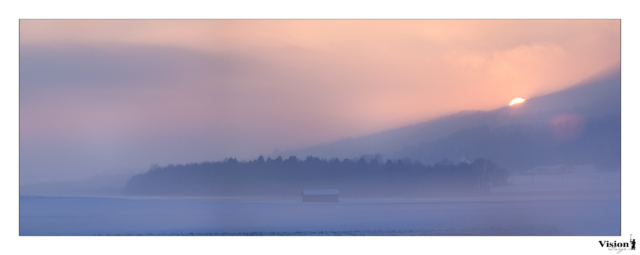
[302, 189, 340, 195]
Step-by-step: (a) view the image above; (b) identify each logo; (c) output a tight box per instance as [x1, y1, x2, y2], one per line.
[599, 234, 636, 253]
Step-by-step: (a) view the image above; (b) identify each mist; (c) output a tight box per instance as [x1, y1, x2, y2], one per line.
[19, 20, 621, 236]
[20, 20, 620, 184]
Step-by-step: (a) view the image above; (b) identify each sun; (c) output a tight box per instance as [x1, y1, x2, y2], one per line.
[509, 98, 525, 106]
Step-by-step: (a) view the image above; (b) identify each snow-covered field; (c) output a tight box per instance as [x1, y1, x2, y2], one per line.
[20, 172, 620, 236]
[19, 195, 619, 236]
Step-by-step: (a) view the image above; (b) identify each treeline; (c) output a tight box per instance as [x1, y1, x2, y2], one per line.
[122, 156, 508, 198]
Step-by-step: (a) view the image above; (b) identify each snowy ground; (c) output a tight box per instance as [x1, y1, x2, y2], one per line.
[20, 195, 619, 236]
[20, 171, 621, 236]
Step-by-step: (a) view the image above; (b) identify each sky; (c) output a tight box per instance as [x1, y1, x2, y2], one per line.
[19, 19, 620, 184]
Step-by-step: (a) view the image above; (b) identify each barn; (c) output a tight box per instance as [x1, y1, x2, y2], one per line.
[301, 189, 340, 202]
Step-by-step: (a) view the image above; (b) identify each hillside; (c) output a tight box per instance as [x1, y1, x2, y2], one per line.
[395, 114, 620, 171]
[276, 63, 621, 170]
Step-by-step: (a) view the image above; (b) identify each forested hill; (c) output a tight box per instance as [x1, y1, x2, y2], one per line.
[274, 63, 620, 161]
[122, 157, 508, 198]
[395, 114, 621, 172]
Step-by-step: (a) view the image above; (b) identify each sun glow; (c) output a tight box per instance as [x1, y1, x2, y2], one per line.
[509, 98, 525, 106]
